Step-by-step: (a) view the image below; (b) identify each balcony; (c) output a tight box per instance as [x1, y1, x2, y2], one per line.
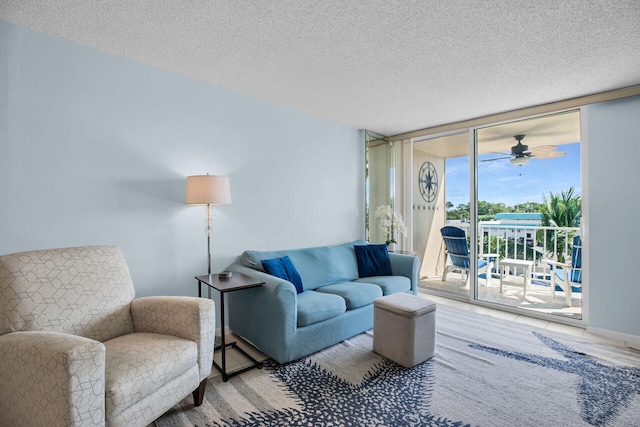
[419, 223, 582, 319]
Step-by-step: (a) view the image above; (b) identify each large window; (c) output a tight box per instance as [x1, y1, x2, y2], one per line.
[366, 110, 583, 322]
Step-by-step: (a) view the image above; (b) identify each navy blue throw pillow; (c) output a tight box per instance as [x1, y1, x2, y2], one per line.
[261, 257, 287, 280]
[261, 256, 304, 293]
[354, 244, 392, 277]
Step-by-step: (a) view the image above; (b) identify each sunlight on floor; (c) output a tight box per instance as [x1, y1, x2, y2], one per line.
[420, 272, 582, 318]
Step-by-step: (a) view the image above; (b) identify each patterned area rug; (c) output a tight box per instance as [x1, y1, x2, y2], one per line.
[156, 305, 640, 426]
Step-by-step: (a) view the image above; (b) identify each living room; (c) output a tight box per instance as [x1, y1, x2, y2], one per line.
[1, 2, 640, 426]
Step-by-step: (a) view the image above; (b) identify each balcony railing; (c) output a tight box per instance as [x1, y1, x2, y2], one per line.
[451, 222, 580, 276]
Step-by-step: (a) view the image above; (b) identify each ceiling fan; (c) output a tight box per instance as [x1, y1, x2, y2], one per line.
[480, 134, 566, 166]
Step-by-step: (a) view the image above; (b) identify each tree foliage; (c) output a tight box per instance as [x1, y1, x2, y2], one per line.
[445, 188, 580, 225]
[540, 186, 581, 228]
[538, 187, 582, 262]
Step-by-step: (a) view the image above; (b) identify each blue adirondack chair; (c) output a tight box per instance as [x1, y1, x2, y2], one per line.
[544, 235, 582, 307]
[441, 226, 489, 285]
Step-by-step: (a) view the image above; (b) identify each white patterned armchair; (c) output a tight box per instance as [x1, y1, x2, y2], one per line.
[0, 246, 215, 427]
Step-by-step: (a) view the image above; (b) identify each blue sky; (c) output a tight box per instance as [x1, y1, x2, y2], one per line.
[445, 143, 581, 208]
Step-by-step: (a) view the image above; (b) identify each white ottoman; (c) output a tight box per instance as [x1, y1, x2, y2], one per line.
[373, 293, 437, 368]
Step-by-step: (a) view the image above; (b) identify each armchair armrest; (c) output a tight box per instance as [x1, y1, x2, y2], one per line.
[543, 259, 571, 269]
[541, 259, 579, 307]
[0, 331, 105, 427]
[130, 296, 215, 382]
[389, 253, 421, 293]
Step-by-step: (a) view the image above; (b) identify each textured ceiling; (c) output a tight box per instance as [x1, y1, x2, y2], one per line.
[2, 0, 639, 136]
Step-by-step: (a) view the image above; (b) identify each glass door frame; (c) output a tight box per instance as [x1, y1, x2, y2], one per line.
[396, 108, 586, 326]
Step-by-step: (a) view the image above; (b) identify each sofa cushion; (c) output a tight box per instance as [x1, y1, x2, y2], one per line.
[315, 282, 383, 310]
[104, 332, 197, 419]
[354, 276, 411, 295]
[261, 256, 304, 293]
[354, 244, 392, 277]
[240, 240, 368, 290]
[296, 290, 346, 327]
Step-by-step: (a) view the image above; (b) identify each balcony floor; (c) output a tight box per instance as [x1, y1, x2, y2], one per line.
[419, 272, 582, 320]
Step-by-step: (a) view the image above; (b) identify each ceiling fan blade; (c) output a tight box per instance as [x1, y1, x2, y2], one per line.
[528, 145, 556, 154]
[528, 145, 567, 159]
[479, 156, 511, 162]
[532, 150, 566, 159]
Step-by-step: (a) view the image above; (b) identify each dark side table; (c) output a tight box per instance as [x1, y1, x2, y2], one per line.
[195, 273, 264, 382]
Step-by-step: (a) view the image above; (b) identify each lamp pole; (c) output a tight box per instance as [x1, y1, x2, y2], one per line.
[206, 204, 213, 276]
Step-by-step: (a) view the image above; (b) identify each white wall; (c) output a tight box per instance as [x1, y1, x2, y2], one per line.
[0, 21, 365, 314]
[586, 95, 640, 340]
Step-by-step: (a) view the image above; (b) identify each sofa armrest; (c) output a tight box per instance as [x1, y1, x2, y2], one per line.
[389, 253, 421, 293]
[226, 264, 298, 363]
[0, 331, 105, 427]
[130, 296, 215, 382]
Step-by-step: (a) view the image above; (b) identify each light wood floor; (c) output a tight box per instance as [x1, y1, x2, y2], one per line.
[416, 291, 622, 346]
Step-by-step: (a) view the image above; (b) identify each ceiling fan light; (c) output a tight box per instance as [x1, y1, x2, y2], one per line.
[510, 156, 530, 166]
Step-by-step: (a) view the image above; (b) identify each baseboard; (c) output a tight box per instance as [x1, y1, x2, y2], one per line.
[586, 326, 640, 350]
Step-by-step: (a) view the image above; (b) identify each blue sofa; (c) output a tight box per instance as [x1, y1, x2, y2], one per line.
[226, 240, 420, 364]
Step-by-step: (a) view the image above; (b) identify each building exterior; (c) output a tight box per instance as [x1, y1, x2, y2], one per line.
[483, 213, 543, 246]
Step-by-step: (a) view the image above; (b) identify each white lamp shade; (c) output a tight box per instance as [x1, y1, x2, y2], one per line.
[510, 156, 530, 166]
[185, 175, 232, 205]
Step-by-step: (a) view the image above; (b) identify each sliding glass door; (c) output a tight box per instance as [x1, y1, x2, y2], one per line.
[411, 131, 470, 297]
[475, 111, 582, 319]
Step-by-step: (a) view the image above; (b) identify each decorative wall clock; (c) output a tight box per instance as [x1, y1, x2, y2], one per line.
[418, 161, 438, 203]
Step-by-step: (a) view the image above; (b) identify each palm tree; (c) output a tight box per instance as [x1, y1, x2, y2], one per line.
[540, 187, 581, 228]
[539, 187, 581, 262]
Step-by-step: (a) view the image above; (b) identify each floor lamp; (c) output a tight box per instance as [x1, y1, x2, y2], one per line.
[186, 174, 232, 277]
